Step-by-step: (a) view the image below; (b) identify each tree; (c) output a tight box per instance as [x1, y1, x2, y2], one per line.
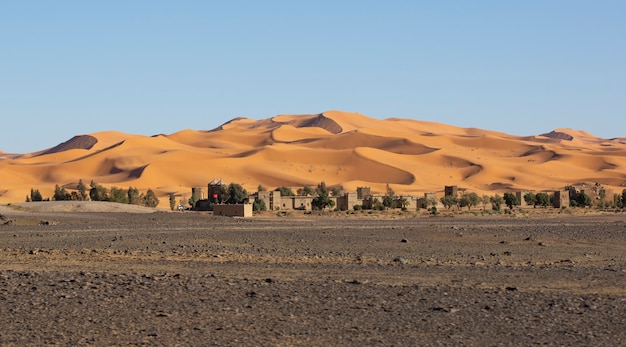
[576, 191, 592, 208]
[481, 195, 490, 210]
[169, 193, 176, 211]
[188, 195, 197, 209]
[524, 192, 537, 208]
[381, 184, 396, 209]
[457, 192, 472, 211]
[108, 186, 128, 204]
[316, 182, 329, 196]
[89, 180, 108, 201]
[458, 193, 471, 210]
[257, 184, 266, 192]
[612, 193, 620, 208]
[312, 195, 335, 210]
[297, 185, 315, 196]
[613, 195, 620, 208]
[226, 183, 248, 204]
[312, 181, 334, 210]
[385, 184, 395, 198]
[276, 186, 295, 197]
[503, 192, 520, 210]
[30, 188, 43, 202]
[490, 194, 504, 211]
[53, 184, 71, 201]
[76, 179, 88, 201]
[468, 192, 481, 210]
[536, 192, 551, 208]
[127, 187, 141, 205]
[440, 195, 458, 210]
[382, 196, 396, 209]
[143, 189, 159, 208]
[458, 192, 480, 211]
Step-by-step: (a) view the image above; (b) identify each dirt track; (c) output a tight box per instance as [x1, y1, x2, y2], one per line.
[0, 206, 625, 346]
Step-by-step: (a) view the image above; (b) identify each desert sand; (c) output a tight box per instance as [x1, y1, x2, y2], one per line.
[0, 204, 624, 345]
[1, 110, 626, 206]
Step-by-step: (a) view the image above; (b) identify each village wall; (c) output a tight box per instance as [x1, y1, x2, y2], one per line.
[213, 204, 253, 217]
[193, 181, 617, 214]
[553, 190, 570, 208]
[336, 192, 359, 211]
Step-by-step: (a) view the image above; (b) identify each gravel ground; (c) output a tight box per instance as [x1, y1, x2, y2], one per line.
[0, 205, 624, 346]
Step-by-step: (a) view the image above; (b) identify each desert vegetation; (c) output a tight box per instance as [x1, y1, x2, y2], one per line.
[26, 180, 159, 208]
[21, 176, 626, 217]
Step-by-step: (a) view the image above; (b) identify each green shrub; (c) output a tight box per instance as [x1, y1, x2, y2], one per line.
[253, 199, 267, 212]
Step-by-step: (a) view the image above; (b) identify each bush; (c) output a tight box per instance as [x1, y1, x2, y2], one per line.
[108, 186, 129, 204]
[382, 196, 397, 209]
[89, 180, 108, 201]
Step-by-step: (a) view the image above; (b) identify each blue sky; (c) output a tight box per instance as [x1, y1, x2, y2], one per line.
[1, 1, 624, 153]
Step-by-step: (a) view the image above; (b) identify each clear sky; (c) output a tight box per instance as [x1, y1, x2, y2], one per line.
[1, 1, 624, 153]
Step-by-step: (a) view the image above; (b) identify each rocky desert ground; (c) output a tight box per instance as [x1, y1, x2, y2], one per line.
[0, 202, 625, 346]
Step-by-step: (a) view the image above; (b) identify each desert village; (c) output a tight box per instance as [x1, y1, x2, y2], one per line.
[188, 179, 613, 217]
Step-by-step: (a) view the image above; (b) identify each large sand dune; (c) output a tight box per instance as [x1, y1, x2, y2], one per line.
[1, 111, 626, 206]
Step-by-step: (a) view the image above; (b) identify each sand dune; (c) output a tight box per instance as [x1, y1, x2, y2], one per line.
[1, 110, 626, 206]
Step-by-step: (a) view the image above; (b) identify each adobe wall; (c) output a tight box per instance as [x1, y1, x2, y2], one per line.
[213, 204, 253, 217]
